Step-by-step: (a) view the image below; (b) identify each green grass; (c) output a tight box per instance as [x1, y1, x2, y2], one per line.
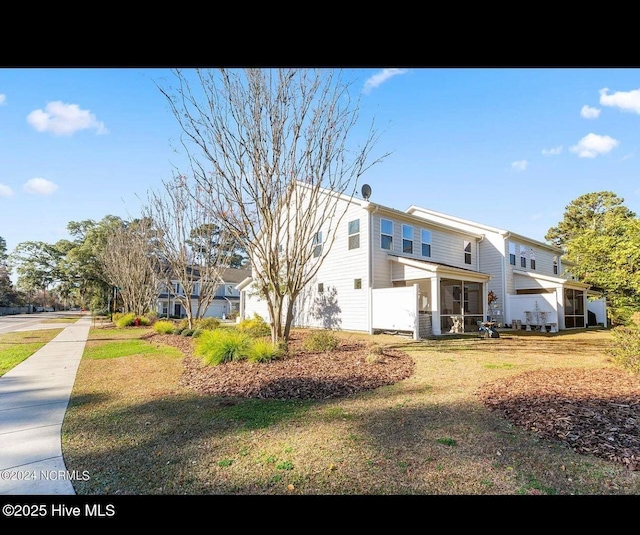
[0, 329, 64, 376]
[83, 339, 183, 360]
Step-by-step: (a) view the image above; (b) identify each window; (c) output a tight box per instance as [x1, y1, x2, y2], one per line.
[312, 231, 322, 258]
[402, 224, 414, 254]
[348, 219, 360, 250]
[226, 285, 234, 295]
[381, 219, 393, 250]
[553, 256, 558, 275]
[520, 245, 527, 268]
[318, 283, 324, 293]
[193, 282, 200, 296]
[354, 278, 362, 289]
[421, 229, 431, 257]
[464, 241, 472, 265]
[509, 242, 516, 266]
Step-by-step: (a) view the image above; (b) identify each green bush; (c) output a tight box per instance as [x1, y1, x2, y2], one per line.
[303, 330, 340, 352]
[181, 329, 194, 337]
[172, 328, 183, 335]
[192, 328, 204, 338]
[607, 323, 640, 375]
[153, 320, 175, 334]
[237, 313, 270, 338]
[247, 338, 285, 363]
[194, 317, 221, 331]
[195, 329, 252, 366]
[115, 313, 136, 328]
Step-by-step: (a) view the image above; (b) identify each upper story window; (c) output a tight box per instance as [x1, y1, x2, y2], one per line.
[318, 283, 324, 293]
[509, 242, 516, 265]
[312, 231, 322, 258]
[348, 219, 360, 250]
[402, 224, 413, 254]
[226, 284, 234, 295]
[194, 282, 200, 296]
[553, 256, 558, 275]
[381, 219, 393, 250]
[421, 229, 431, 257]
[529, 249, 536, 270]
[520, 245, 527, 268]
[464, 241, 472, 264]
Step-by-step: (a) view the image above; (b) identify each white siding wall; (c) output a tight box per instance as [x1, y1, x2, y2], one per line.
[243, 193, 371, 332]
[371, 212, 480, 288]
[479, 234, 505, 307]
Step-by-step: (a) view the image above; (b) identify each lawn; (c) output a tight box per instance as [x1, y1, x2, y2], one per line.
[0, 328, 64, 376]
[60, 325, 640, 495]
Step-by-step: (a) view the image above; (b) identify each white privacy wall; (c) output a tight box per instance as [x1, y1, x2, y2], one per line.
[508, 293, 558, 326]
[371, 286, 418, 336]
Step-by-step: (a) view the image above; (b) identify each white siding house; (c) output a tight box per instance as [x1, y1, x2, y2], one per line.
[238, 184, 493, 338]
[405, 206, 606, 330]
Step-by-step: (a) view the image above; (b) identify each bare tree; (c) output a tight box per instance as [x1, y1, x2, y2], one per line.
[158, 68, 388, 344]
[99, 218, 159, 316]
[143, 174, 234, 329]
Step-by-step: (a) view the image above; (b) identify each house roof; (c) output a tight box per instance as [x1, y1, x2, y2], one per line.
[388, 254, 493, 281]
[405, 205, 565, 255]
[512, 268, 590, 289]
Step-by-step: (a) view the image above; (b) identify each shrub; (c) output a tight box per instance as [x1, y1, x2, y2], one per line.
[607, 324, 640, 375]
[115, 313, 136, 328]
[237, 313, 271, 338]
[192, 328, 204, 338]
[172, 328, 183, 335]
[181, 329, 194, 337]
[195, 329, 252, 366]
[303, 330, 340, 352]
[153, 320, 175, 334]
[194, 317, 221, 331]
[247, 338, 285, 363]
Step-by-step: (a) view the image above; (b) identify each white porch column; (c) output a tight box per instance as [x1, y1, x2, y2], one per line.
[431, 276, 441, 335]
[413, 284, 420, 340]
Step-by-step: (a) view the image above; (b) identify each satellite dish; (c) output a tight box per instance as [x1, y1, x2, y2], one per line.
[361, 184, 372, 200]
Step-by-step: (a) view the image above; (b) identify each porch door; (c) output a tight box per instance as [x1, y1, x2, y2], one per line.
[440, 279, 483, 333]
[564, 288, 585, 328]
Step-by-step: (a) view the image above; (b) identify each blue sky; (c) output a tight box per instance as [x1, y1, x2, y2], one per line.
[2, 68, 640, 280]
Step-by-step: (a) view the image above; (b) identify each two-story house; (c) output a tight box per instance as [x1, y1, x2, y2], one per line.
[405, 206, 607, 331]
[238, 184, 493, 338]
[158, 267, 251, 319]
[238, 182, 605, 337]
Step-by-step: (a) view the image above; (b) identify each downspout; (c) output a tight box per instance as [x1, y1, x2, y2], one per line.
[368, 204, 378, 335]
[477, 234, 485, 320]
[502, 231, 511, 325]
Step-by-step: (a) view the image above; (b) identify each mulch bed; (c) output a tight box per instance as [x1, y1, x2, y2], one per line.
[151, 332, 416, 400]
[476, 368, 640, 470]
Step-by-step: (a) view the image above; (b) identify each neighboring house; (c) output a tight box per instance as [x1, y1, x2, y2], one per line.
[157, 267, 252, 319]
[238, 183, 606, 338]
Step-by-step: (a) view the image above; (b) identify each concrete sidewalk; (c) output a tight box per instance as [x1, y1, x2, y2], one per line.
[0, 315, 92, 495]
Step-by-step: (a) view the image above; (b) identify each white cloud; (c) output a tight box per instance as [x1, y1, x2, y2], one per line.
[362, 69, 409, 94]
[580, 105, 600, 119]
[599, 87, 640, 114]
[542, 146, 562, 156]
[511, 160, 527, 171]
[23, 178, 58, 195]
[0, 94, 6, 106]
[0, 183, 14, 197]
[26, 101, 108, 136]
[569, 133, 619, 158]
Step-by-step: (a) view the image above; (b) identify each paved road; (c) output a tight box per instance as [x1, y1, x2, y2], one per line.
[0, 311, 82, 334]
